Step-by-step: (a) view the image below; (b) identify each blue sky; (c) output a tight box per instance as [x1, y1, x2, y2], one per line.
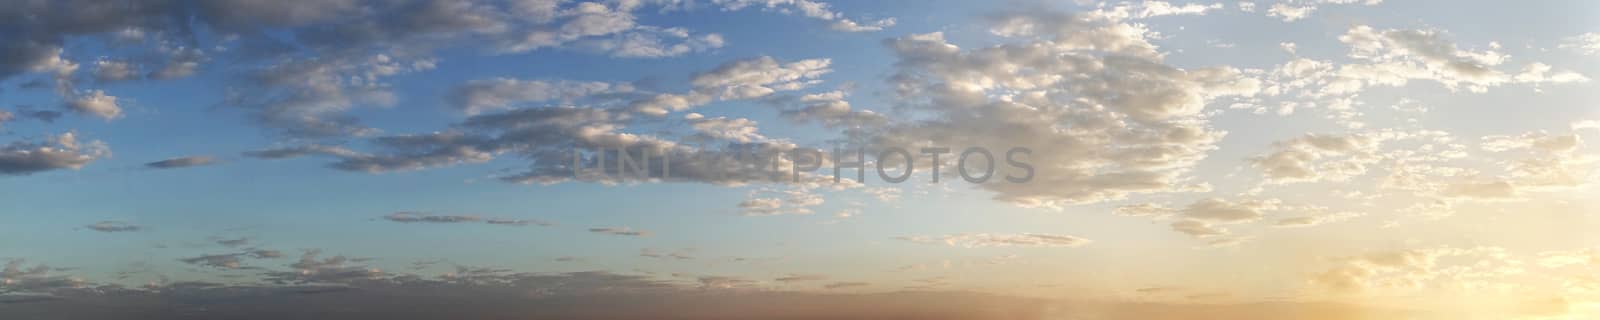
[2, 1, 1600, 319]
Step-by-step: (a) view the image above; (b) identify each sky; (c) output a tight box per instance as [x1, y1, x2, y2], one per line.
[1, 0, 1598, 319]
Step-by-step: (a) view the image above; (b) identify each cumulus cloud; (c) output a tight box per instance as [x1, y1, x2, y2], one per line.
[263, 249, 385, 285]
[2, 0, 878, 139]
[1309, 246, 1526, 293]
[1251, 133, 1383, 184]
[263, 56, 844, 185]
[91, 60, 137, 82]
[896, 233, 1091, 248]
[737, 187, 826, 216]
[1113, 203, 1175, 217]
[870, 10, 1260, 208]
[0, 133, 109, 176]
[1264, 0, 1383, 22]
[144, 156, 217, 169]
[485, 218, 555, 227]
[829, 18, 896, 32]
[713, 0, 896, 33]
[178, 253, 251, 270]
[1335, 25, 1586, 93]
[689, 56, 831, 100]
[0, 260, 84, 294]
[62, 90, 122, 120]
[1273, 211, 1364, 228]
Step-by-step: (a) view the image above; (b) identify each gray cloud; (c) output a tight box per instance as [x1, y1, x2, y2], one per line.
[0, 133, 107, 176]
[381, 212, 481, 224]
[588, 227, 650, 237]
[177, 253, 249, 270]
[144, 156, 217, 169]
[84, 221, 141, 233]
[214, 238, 250, 248]
[380, 212, 551, 227]
[1, 0, 902, 137]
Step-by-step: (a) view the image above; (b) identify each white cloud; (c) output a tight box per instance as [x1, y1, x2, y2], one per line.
[690, 56, 831, 100]
[63, 90, 123, 120]
[1559, 32, 1600, 56]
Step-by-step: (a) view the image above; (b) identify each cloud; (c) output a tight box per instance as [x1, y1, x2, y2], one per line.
[382, 212, 481, 224]
[1169, 219, 1228, 238]
[770, 91, 887, 128]
[1113, 203, 1175, 217]
[1251, 133, 1383, 184]
[689, 56, 831, 100]
[263, 249, 383, 285]
[829, 18, 895, 32]
[1095, 1, 1223, 19]
[0, 133, 108, 176]
[215, 237, 251, 248]
[588, 227, 650, 237]
[241, 145, 361, 160]
[144, 156, 217, 169]
[1441, 180, 1519, 200]
[0, 260, 84, 294]
[91, 60, 137, 82]
[775, 274, 826, 282]
[449, 78, 624, 115]
[872, 11, 1258, 207]
[377, 212, 552, 228]
[1263, 0, 1383, 22]
[1273, 211, 1364, 228]
[1560, 32, 1600, 56]
[178, 253, 250, 270]
[737, 187, 825, 216]
[640, 248, 694, 260]
[574, 27, 726, 58]
[484, 218, 555, 227]
[248, 249, 284, 259]
[3, 0, 859, 139]
[714, 0, 896, 33]
[281, 55, 843, 185]
[495, 2, 730, 57]
[823, 281, 870, 289]
[1481, 132, 1582, 153]
[1309, 246, 1526, 294]
[896, 233, 1091, 248]
[61, 90, 122, 120]
[83, 221, 140, 233]
[1179, 198, 1279, 223]
[1333, 25, 1586, 93]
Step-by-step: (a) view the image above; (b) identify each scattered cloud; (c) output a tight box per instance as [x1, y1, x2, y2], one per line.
[0, 133, 108, 176]
[84, 221, 141, 233]
[144, 156, 217, 169]
[589, 227, 650, 237]
[897, 233, 1091, 248]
